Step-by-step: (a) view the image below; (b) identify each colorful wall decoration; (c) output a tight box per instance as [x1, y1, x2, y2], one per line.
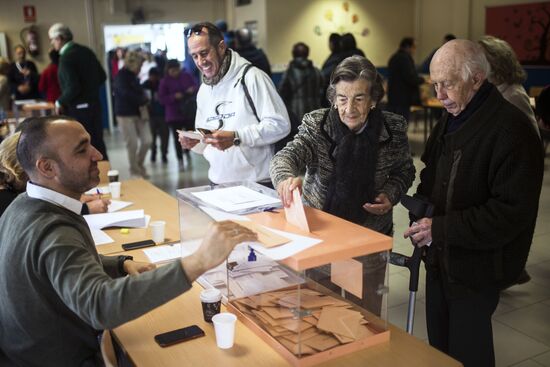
[486, 2, 550, 65]
[313, 1, 369, 38]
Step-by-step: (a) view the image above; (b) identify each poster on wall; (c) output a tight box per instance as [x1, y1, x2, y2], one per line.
[486, 2, 550, 65]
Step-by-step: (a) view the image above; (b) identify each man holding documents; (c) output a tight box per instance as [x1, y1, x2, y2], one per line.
[179, 22, 290, 185]
[0, 116, 256, 366]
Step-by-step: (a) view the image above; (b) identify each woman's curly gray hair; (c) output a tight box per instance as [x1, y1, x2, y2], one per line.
[478, 35, 525, 85]
[326, 55, 385, 106]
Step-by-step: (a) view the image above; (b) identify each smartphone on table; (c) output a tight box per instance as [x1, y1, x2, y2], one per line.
[154, 325, 206, 347]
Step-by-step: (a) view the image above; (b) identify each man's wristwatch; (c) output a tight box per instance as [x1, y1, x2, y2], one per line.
[233, 131, 241, 146]
[117, 255, 134, 275]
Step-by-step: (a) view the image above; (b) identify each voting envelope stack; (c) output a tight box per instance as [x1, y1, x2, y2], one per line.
[176, 181, 392, 367]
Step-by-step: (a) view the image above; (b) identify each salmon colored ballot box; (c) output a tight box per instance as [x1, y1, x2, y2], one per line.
[176, 182, 392, 367]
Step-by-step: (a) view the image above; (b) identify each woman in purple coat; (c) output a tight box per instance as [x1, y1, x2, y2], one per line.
[158, 59, 198, 162]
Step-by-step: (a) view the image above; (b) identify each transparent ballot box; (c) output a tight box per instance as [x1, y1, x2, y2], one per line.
[176, 182, 391, 366]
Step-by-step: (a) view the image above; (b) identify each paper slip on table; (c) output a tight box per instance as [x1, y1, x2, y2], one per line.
[94, 179, 180, 255]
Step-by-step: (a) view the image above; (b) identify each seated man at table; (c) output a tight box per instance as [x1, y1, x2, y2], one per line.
[0, 116, 256, 367]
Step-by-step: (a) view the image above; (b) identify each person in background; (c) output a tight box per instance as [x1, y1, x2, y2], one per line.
[0, 131, 110, 217]
[0, 116, 256, 366]
[179, 22, 290, 186]
[271, 55, 415, 313]
[321, 33, 345, 107]
[8, 45, 39, 101]
[113, 51, 151, 179]
[0, 58, 11, 112]
[38, 49, 61, 103]
[536, 85, 550, 131]
[478, 35, 539, 137]
[158, 59, 198, 164]
[138, 50, 157, 84]
[234, 27, 272, 77]
[387, 37, 424, 121]
[142, 67, 169, 164]
[110, 47, 125, 79]
[418, 33, 456, 74]
[404, 40, 543, 367]
[340, 33, 365, 59]
[49, 23, 109, 159]
[279, 42, 323, 122]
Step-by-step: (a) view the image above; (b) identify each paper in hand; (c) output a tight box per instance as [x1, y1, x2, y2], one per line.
[284, 189, 310, 232]
[177, 129, 202, 140]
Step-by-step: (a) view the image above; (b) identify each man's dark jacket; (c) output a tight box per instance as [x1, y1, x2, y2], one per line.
[417, 87, 543, 293]
[57, 43, 106, 107]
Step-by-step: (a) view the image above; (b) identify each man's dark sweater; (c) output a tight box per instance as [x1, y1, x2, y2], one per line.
[417, 86, 544, 294]
[0, 194, 191, 366]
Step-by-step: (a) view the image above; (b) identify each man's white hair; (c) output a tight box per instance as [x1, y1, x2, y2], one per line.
[48, 23, 73, 42]
[461, 41, 491, 81]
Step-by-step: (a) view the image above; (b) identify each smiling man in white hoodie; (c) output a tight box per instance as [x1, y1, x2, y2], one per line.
[179, 22, 290, 185]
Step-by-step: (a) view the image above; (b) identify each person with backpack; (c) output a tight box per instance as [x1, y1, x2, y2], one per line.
[179, 22, 290, 186]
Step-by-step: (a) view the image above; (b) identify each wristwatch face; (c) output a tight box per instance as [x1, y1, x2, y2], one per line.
[233, 137, 241, 146]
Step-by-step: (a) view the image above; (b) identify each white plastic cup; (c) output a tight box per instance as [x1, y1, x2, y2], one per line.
[200, 288, 222, 322]
[212, 313, 237, 349]
[109, 181, 121, 199]
[150, 220, 166, 244]
[107, 170, 119, 183]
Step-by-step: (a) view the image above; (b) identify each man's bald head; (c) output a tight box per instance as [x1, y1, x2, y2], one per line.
[430, 39, 490, 116]
[431, 39, 490, 83]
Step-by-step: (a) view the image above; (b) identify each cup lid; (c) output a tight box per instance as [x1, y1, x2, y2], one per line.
[107, 170, 119, 175]
[200, 288, 222, 303]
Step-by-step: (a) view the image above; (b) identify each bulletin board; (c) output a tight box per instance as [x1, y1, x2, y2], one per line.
[486, 2, 550, 65]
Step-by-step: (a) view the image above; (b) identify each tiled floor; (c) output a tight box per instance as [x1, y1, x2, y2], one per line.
[104, 124, 550, 367]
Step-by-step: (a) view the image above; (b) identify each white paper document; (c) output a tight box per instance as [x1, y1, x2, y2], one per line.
[199, 206, 251, 222]
[90, 228, 114, 246]
[143, 239, 202, 263]
[248, 228, 323, 260]
[191, 185, 281, 212]
[108, 200, 133, 212]
[84, 209, 147, 229]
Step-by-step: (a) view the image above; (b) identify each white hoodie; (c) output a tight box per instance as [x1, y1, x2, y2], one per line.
[194, 50, 290, 184]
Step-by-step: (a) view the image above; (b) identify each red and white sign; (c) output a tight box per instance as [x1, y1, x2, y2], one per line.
[23, 5, 36, 23]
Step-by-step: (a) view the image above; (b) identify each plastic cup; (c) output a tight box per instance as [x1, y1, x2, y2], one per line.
[200, 288, 222, 322]
[109, 181, 121, 199]
[107, 170, 119, 183]
[150, 220, 166, 244]
[212, 313, 237, 349]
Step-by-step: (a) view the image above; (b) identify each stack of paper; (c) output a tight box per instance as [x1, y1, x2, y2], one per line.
[84, 209, 149, 229]
[192, 185, 281, 213]
[231, 287, 374, 356]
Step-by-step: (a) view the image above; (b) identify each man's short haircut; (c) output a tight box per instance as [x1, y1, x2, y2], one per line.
[148, 67, 160, 76]
[13, 44, 25, 53]
[400, 37, 415, 49]
[292, 42, 309, 59]
[48, 23, 73, 42]
[165, 59, 181, 74]
[123, 50, 144, 72]
[16, 116, 64, 174]
[478, 35, 526, 85]
[188, 22, 224, 47]
[326, 55, 385, 105]
[235, 28, 253, 48]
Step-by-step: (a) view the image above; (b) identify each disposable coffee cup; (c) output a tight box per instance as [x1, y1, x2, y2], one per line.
[150, 220, 166, 244]
[200, 288, 222, 323]
[109, 181, 121, 199]
[107, 170, 119, 183]
[212, 312, 237, 349]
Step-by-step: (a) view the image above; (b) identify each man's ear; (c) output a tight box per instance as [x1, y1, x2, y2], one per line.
[218, 40, 227, 53]
[35, 157, 57, 179]
[472, 72, 485, 91]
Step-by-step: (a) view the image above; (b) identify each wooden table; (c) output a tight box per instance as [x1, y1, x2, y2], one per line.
[113, 247, 461, 367]
[95, 179, 181, 255]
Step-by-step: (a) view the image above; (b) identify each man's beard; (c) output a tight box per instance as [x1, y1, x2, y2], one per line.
[203, 50, 231, 86]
